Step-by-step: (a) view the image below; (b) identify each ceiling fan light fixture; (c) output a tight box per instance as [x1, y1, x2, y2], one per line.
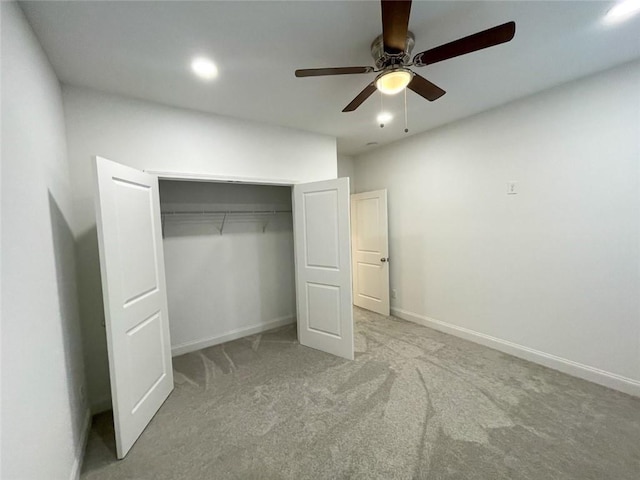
[375, 69, 413, 95]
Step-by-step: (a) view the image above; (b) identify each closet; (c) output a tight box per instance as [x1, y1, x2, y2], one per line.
[93, 156, 354, 459]
[158, 180, 296, 356]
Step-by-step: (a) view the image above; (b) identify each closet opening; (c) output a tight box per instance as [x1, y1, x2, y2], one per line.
[158, 178, 297, 356]
[95, 158, 353, 457]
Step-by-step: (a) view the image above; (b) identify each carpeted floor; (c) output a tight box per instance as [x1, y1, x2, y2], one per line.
[81, 308, 640, 479]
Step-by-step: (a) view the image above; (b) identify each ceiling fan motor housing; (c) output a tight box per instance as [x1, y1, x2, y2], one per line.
[371, 31, 415, 69]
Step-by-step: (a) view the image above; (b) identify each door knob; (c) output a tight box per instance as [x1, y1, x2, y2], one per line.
[380, 257, 389, 262]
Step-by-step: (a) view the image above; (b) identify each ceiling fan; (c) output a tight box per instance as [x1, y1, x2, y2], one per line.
[295, 0, 516, 112]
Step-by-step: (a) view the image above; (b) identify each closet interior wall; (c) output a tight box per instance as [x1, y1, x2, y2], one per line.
[159, 180, 296, 355]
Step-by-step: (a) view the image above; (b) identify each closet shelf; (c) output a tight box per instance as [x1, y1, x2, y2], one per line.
[161, 210, 292, 236]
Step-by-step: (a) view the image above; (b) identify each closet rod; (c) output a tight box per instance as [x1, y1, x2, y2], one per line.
[161, 209, 292, 215]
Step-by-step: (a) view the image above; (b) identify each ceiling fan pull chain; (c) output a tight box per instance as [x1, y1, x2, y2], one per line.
[380, 91, 385, 128]
[404, 87, 409, 133]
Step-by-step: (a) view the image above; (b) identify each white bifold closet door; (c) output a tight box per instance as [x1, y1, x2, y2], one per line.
[94, 156, 173, 459]
[293, 178, 354, 360]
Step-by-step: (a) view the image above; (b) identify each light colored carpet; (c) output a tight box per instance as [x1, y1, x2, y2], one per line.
[81, 307, 640, 479]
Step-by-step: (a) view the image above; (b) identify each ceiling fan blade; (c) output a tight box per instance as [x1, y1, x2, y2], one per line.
[407, 74, 446, 101]
[381, 0, 412, 53]
[295, 66, 374, 77]
[343, 82, 377, 112]
[412, 21, 516, 67]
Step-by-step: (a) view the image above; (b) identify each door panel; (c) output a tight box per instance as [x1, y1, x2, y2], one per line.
[357, 263, 383, 299]
[307, 283, 341, 336]
[303, 190, 340, 268]
[94, 156, 173, 459]
[355, 197, 381, 252]
[113, 178, 159, 298]
[351, 189, 390, 315]
[293, 178, 354, 360]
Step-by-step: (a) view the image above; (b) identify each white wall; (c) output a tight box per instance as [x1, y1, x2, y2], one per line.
[354, 60, 640, 395]
[63, 85, 337, 235]
[337, 154, 356, 187]
[62, 86, 337, 410]
[1, 3, 89, 479]
[159, 181, 296, 355]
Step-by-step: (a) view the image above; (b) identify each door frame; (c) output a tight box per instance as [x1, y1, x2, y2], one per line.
[144, 170, 298, 186]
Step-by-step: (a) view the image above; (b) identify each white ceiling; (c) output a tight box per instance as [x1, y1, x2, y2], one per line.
[20, 1, 640, 156]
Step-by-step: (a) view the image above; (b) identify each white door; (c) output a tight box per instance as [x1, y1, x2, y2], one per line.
[94, 156, 173, 459]
[351, 189, 390, 316]
[293, 178, 354, 360]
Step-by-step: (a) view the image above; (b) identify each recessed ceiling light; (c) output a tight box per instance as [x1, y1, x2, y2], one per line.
[377, 112, 393, 124]
[191, 57, 218, 80]
[604, 0, 640, 24]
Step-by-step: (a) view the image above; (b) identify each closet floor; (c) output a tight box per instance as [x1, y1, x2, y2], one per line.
[81, 307, 640, 480]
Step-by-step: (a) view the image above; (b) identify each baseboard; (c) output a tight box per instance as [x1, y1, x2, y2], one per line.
[171, 315, 296, 357]
[391, 307, 640, 397]
[91, 397, 112, 415]
[69, 408, 92, 480]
